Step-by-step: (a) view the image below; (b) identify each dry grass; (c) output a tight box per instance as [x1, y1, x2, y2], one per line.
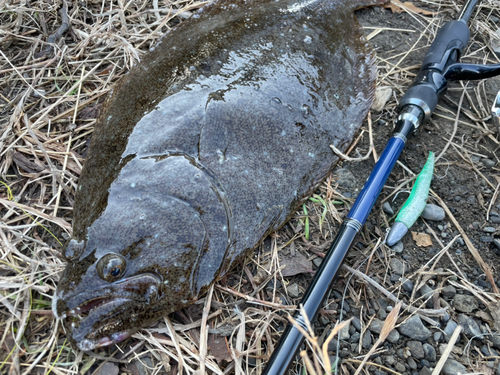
[0, 0, 499, 374]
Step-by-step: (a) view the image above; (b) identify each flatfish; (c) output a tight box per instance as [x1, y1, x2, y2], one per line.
[53, 0, 383, 350]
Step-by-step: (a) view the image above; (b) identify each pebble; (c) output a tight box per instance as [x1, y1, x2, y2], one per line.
[484, 226, 497, 233]
[386, 328, 400, 344]
[384, 355, 396, 365]
[362, 332, 372, 348]
[457, 238, 465, 246]
[383, 202, 394, 215]
[481, 236, 494, 243]
[95, 363, 119, 375]
[398, 278, 412, 293]
[377, 309, 387, 320]
[420, 366, 432, 375]
[442, 285, 457, 299]
[394, 362, 406, 372]
[453, 294, 478, 313]
[423, 343, 436, 362]
[339, 321, 350, 340]
[368, 318, 384, 334]
[407, 357, 417, 370]
[352, 316, 362, 331]
[421, 204, 445, 221]
[494, 239, 500, 250]
[391, 241, 404, 253]
[418, 284, 434, 306]
[442, 359, 467, 375]
[490, 335, 500, 349]
[389, 258, 405, 275]
[467, 195, 477, 204]
[350, 332, 360, 343]
[433, 331, 443, 342]
[481, 158, 496, 168]
[457, 314, 481, 337]
[444, 320, 458, 341]
[287, 283, 300, 298]
[407, 340, 424, 359]
[313, 258, 322, 267]
[399, 315, 431, 341]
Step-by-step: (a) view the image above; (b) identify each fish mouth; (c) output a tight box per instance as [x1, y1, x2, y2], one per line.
[54, 274, 161, 351]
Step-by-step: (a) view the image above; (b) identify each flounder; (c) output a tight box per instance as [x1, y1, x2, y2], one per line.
[53, 0, 383, 350]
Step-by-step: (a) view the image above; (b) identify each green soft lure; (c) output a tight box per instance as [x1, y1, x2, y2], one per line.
[386, 152, 435, 246]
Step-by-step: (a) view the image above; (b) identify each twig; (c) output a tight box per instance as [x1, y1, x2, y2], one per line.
[35, 1, 70, 59]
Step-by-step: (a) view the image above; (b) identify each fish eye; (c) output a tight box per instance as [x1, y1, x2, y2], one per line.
[62, 239, 85, 261]
[97, 254, 127, 281]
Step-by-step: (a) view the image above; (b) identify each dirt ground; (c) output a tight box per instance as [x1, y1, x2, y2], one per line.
[1, 0, 500, 374]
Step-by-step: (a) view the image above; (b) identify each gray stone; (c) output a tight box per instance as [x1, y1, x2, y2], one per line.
[442, 285, 456, 299]
[433, 331, 443, 342]
[420, 367, 432, 375]
[394, 362, 406, 372]
[453, 294, 478, 313]
[287, 283, 300, 298]
[96, 363, 119, 375]
[352, 316, 362, 331]
[421, 204, 446, 221]
[444, 319, 458, 334]
[481, 158, 496, 168]
[442, 359, 467, 375]
[390, 258, 405, 275]
[457, 314, 481, 337]
[494, 239, 500, 250]
[481, 236, 494, 243]
[387, 328, 400, 344]
[362, 331, 372, 348]
[339, 320, 350, 340]
[369, 318, 383, 334]
[407, 340, 424, 359]
[382, 202, 394, 215]
[377, 309, 387, 320]
[391, 241, 404, 254]
[484, 226, 497, 233]
[399, 315, 431, 341]
[384, 355, 396, 365]
[402, 278, 414, 293]
[490, 334, 500, 349]
[423, 343, 436, 362]
[407, 357, 417, 370]
[350, 332, 360, 343]
[419, 284, 434, 300]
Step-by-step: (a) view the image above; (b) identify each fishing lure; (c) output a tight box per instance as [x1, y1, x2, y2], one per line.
[386, 151, 435, 246]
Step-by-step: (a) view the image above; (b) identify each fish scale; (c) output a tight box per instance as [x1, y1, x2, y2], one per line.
[53, 0, 384, 350]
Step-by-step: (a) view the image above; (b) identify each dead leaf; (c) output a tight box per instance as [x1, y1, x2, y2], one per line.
[411, 232, 432, 247]
[279, 252, 313, 277]
[384, 0, 435, 16]
[208, 335, 232, 363]
[476, 309, 493, 324]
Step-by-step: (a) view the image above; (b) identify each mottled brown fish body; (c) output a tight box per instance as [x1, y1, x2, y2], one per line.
[53, 0, 382, 350]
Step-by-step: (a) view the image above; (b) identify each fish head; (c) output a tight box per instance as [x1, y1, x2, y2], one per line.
[53, 192, 209, 351]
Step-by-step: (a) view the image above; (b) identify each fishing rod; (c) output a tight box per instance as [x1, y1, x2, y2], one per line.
[262, 0, 500, 373]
